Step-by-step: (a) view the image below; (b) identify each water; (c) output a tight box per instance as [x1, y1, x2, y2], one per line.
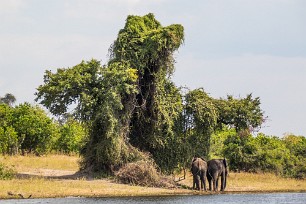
[1, 193, 306, 204]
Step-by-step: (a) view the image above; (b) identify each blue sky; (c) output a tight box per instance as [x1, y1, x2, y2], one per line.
[1, 0, 306, 136]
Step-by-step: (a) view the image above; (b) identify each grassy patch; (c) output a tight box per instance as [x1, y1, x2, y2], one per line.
[0, 177, 189, 199]
[0, 154, 79, 172]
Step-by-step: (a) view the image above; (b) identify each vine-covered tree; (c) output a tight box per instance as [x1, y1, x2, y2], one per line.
[36, 13, 185, 174]
[109, 13, 184, 168]
[36, 60, 140, 172]
[35, 13, 270, 177]
[184, 88, 217, 159]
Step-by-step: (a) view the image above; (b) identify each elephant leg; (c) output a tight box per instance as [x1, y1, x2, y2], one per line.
[208, 177, 212, 191]
[213, 177, 217, 191]
[200, 174, 205, 191]
[193, 175, 200, 190]
[215, 177, 219, 191]
[202, 172, 207, 191]
[220, 172, 225, 191]
[207, 172, 212, 191]
[193, 176, 196, 190]
[195, 175, 200, 190]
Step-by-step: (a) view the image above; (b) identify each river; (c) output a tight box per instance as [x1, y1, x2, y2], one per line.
[1, 193, 305, 204]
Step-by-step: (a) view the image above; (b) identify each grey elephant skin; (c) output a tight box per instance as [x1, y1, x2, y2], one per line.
[207, 159, 228, 191]
[191, 157, 207, 191]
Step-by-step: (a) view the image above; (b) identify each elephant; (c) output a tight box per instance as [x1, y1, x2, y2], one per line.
[207, 158, 228, 191]
[191, 157, 207, 191]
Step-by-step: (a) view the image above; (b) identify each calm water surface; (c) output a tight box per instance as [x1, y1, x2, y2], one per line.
[1, 193, 306, 204]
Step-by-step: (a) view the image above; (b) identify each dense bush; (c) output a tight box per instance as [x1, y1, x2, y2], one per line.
[219, 131, 306, 179]
[12, 103, 59, 155]
[55, 118, 86, 154]
[0, 103, 86, 155]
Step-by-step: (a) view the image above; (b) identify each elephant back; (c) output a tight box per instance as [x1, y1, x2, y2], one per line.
[207, 159, 226, 174]
[191, 157, 207, 173]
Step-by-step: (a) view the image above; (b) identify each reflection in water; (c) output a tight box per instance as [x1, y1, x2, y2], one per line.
[1, 193, 306, 204]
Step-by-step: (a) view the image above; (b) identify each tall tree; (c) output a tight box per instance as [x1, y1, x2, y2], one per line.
[36, 13, 184, 174]
[184, 88, 217, 158]
[214, 94, 265, 134]
[36, 60, 140, 172]
[109, 13, 184, 163]
[0, 93, 16, 107]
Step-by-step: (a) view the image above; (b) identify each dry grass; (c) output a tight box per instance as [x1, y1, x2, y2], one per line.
[0, 154, 79, 172]
[0, 178, 189, 199]
[0, 155, 305, 199]
[178, 171, 306, 192]
[0, 154, 190, 199]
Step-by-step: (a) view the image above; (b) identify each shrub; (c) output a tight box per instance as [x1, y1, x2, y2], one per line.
[0, 163, 16, 180]
[55, 118, 86, 154]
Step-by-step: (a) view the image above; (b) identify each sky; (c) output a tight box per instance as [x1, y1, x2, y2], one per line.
[1, 0, 306, 137]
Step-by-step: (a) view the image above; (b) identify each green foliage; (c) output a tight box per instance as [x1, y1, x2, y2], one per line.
[253, 134, 290, 174]
[55, 118, 86, 154]
[36, 58, 141, 173]
[210, 127, 236, 159]
[35, 14, 185, 174]
[0, 126, 18, 155]
[283, 134, 306, 158]
[0, 104, 18, 154]
[79, 61, 141, 173]
[184, 88, 217, 158]
[12, 103, 58, 155]
[219, 130, 306, 179]
[112, 13, 184, 156]
[223, 133, 258, 172]
[36, 59, 102, 118]
[0, 103, 60, 155]
[110, 13, 184, 76]
[283, 134, 306, 179]
[214, 94, 264, 133]
[35, 13, 274, 176]
[141, 80, 184, 174]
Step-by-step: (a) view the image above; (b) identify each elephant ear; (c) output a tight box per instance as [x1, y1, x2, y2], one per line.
[223, 158, 227, 168]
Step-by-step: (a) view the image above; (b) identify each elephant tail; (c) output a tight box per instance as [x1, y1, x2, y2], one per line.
[207, 170, 212, 179]
[195, 160, 201, 175]
[223, 158, 227, 168]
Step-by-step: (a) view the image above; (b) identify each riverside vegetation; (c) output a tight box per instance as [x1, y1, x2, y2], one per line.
[0, 13, 306, 198]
